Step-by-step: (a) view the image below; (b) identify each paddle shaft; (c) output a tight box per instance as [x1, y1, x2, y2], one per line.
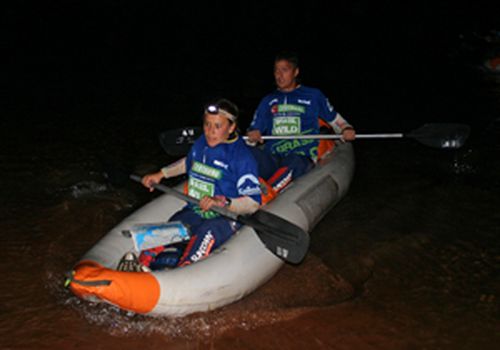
[129, 175, 238, 220]
[241, 123, 469, 148]
[245, 133, 404, 140]
[160, 123, 470, 157]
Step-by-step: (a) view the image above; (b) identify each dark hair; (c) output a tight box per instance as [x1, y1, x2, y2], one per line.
[274, 51, 299, 69]
[215, 98, 239, 121]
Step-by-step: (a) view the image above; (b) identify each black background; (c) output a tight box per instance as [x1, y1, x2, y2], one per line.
[4, 1, 499, 132]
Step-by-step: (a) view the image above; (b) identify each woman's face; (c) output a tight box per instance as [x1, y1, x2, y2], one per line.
[203, 113, 236, 147]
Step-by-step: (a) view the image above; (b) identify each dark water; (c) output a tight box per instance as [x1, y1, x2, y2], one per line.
[2, 6, 500, 348]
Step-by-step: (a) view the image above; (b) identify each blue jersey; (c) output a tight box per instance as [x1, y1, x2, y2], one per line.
[186, 135, 262, 217]
[249, 85, 345, 161]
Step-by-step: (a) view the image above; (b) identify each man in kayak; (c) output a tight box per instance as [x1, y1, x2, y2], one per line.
[246, 52, 356, 193]
[134, 99, 262, 269]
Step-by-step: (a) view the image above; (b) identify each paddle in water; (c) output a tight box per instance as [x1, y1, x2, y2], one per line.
[130, 174, 310, 264]
[159, 123, 470, 156]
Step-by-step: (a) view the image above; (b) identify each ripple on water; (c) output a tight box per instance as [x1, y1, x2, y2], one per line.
[45, 254, 355, 340]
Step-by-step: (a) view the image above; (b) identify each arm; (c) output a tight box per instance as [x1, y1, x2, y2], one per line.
[246, 129, 263, 144]
[328, 112, 356, 141]
[227, 196, 260, 215]
[229, 155, 262, 214]
[198, 195, 260, 215]
[318, 91, 356, 141]
[141, 157, 187, 192]
[246, 98, 271, 144]
[160, 157, 187, 178]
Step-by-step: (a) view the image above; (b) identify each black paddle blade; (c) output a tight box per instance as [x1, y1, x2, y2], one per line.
[159, 127, 202, 156]
[407, 123, 470, 149]
[238, 210, 310, 264]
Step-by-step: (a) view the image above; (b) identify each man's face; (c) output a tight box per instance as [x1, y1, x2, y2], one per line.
[274, 59, 299, 92]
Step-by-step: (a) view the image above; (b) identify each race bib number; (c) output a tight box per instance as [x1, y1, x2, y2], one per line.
[272, 116, 301, 135]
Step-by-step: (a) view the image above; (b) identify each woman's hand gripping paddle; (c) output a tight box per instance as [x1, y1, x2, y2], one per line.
[130, 175, 309, 264]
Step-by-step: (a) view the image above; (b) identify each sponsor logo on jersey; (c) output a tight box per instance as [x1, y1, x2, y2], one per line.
[188, 177, 215, 199]
[271, 103, 306, 115]
[237, 174, 261, 196]
[192, 161, 222, 179]
[213, 159, 229, 170]
[273, 138, 315, 154]
[272, 116, 301, 135]
[276, 104, 306, 114]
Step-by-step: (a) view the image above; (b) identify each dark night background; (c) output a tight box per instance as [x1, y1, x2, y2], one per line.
[4, 1, 499, 130]
[1, 1, 499, 349]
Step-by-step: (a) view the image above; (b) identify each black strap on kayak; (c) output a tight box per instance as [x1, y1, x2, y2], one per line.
[71, 279, 112, 287]
[64, 271, 112, 288]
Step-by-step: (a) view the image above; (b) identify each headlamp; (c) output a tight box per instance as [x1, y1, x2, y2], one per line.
[205, 104, 236, 122]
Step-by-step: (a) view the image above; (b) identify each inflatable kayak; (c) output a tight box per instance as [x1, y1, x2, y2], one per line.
[67, 142, 354, 317]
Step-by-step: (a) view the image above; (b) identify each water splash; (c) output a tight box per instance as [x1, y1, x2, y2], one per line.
[68, 180, 109, 198]
[451, 148, 476, 175]
[46, 254, 354, 340]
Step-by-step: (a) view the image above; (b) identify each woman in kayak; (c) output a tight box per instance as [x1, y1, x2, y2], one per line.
[136, 98, 262, 269]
